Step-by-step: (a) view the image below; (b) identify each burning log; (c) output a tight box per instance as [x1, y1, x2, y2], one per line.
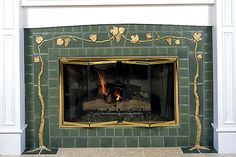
[82, 99, 151, 111]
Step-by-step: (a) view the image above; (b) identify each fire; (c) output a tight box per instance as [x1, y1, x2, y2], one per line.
[114, 90, 122, 101]
[97, 70, 108, 96]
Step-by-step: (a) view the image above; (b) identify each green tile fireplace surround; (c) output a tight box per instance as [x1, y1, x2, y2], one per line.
[24, 24, 213, 149]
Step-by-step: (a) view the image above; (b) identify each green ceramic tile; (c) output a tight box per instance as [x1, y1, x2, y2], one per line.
[50, 138, 62, 148]
[150, 128, 160, 136]
[63, 27, 73, 32]
[71, 129, 79, 137]
[101, 137, 113, 147]
[180, 95, 188, 104]
[106, 128, 114, 136]
[141, 128, 150, 136]
[180, 114, 189, 124]
[126, 137, 138, 147]
[87, 137, 100, 147]
[177, 47, 188, 59]
[62, 129, 71, 136]
[124, 128, 132, 136]
[88, 128, 97, 136]
[50, 115, 58, 125]
[114, 137, 126, 147]
[180, 105, 189, 114]
[178, 124, 189, 136]
[79, 128, 88, 136]
[177, 137, 189, 147]
[160, 128, 169, 136]
[132, 128, 142, 136]
[164, 137, 177, 147]
[115, 128, 124, 136]
[180, 87, 189, 96]
[151, 137, 164, 147]
[97, 128, 105, 136]
[76, 137, 87, 147]
[169, 128, 177, 136]
[139, 137, 150, 147]
[63, 138, 75, 148]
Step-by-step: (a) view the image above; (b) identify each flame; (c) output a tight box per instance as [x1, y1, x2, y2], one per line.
[114, 90, 122, 101]
[97, 70, 107, 96]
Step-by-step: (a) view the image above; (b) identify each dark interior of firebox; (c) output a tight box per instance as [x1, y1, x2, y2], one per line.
[63, 61, 175, 123]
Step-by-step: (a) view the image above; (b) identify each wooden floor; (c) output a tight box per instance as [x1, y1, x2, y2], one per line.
[1, 148, 236, 157]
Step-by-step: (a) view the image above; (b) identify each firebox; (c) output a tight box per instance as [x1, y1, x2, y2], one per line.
[59, 57, 179, 127]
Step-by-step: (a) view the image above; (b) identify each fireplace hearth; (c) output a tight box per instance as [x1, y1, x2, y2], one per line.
[59, 57, 179, 127]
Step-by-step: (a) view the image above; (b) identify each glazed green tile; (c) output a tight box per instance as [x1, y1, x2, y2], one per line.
[179, 59, 188, 69]
[25, 74, 33, 83]
[179, 68, 188, 78]
[160, 128, 169, 136]
[168, 47, 177, 55]
[88, 128, 97, 136]
[76, 137, 87, 147]
[59, 48, 69, 57]
[150, 128, 160, 136]
[180, 114, 189, 124]
[49, 88, 58, 97]
[126, 137, 138, 147]
[141, 128, 150, 136]
[180, 95, 188, 104]
[164, 137, 177, 147]
[72, 27, 82, 32]
[97, 128, 105, 136]
[81, 26, 91, 32]
[151, 137, 164, 147]
[177, 137, 189, 147]
[204, 54, 212, 62]
[49, 97, 58, 107]
[149, 48, 159, 55]
[49, 49, 59, 60]
[205, 118, 213, 128]
[169, 128, 177, 136]
[49, 70, 58, 79]
[26, 139, 35, 148]
[25, 65, 33, 74]
[159, 47, 168, 55]
[115, 128, 124, 136]
[179, 77, 189, 87]
[180, 87, 189, 96]
[204, 81, 213, 90]
[79, 128, 88, 136]
[146, 25, 154, 31]
[48, 61, 58, 70]
[114, 137, 125, 147]
[205, 71, 213, 80]
[70, 129, 79, 137]
[50, 138, 62, 148]
[63, 27, 73, 32]
[106, 128, 114, 136]
[101, 137, 113, 147]
[122, 48, 131, 55]
[49, 106, 58, 115]
[62, 138, 75, 148]
[204, 90, 213, 101]
[205, 62, 213, 72]
[49, 79, 58, 87]
[205, 109, 213, 119]
[139, 137, 150, 147]
[132, 128, 142, 136]
[178, 124, 189, 136]
[26, 111, 34, 122]
[205, 99, 213, 109]
[124, 128, 132, 136]
[177, 47, 188, 59]
[87, 137, 100, 147]
[50, 115, 59, 125]
[62, 129, 71, 136]
[204, 44, 213, 53]
[154, 25, 163, 31]
[204, 138, 213, 146]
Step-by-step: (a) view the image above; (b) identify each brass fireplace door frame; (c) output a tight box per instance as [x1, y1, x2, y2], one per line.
[59, 57, 179, 128]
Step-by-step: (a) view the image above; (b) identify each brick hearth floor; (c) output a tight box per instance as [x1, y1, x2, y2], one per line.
[1, 148, 236, 157]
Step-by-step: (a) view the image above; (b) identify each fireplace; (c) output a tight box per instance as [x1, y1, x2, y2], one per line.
[59, 57, 179, 127]
[23, 24, 213, 148]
